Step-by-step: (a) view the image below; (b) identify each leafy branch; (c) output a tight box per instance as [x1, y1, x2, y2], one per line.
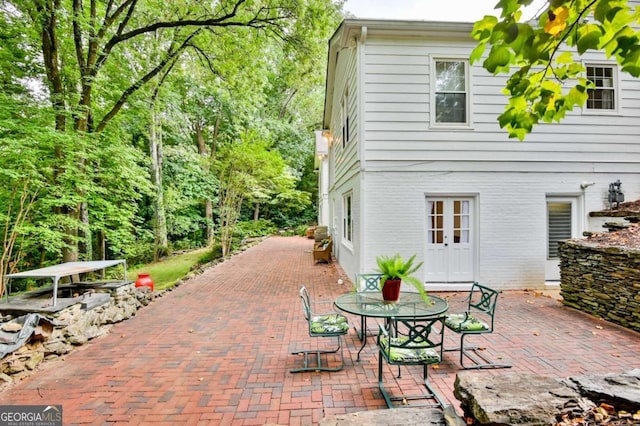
[472, 0, 640, 139]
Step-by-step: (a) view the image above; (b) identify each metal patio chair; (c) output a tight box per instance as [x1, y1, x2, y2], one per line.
[442, 282, 511, 369]
[377, 316, 447, 409]
[353, 273, 383, 341]
[290, 286, 349, 373]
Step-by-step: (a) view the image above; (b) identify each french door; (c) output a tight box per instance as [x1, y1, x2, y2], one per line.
[425, 197, 475, 283]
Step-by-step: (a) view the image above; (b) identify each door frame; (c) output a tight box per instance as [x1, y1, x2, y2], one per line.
[545, 195, 582, 282]
[424, 193, 479, 291]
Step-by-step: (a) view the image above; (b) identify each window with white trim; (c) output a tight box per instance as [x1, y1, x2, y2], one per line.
[547, 201, 572, 259]
[586, 65, 616, 110]
[342, 192, 352, 243]
[433, 59, 469, 125]
[341, 88, 350, 148]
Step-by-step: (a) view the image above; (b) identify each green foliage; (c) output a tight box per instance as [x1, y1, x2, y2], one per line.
[199, 243, 224, 264]
[235, 219, 278, 239]
[163, 145, 218, 241]
[375, 254, 429, 302]
[125, 239, 156, 267]
[473, 0, 640, 139]
[0, 9, 42, 96]
[0, 0, 345, 271]
[283, 223, 312, 237]
[215, 132, 308, 254]
[0, 94, 67, 274]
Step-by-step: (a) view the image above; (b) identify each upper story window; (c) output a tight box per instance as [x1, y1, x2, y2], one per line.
[341, 88, 350, 148]
[433, 59, 469, 125]
[586, 65, 616, 111]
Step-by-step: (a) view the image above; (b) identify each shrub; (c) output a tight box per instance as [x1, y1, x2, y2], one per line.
[235, 219, 277, 239]
[199, 243, 223, 264]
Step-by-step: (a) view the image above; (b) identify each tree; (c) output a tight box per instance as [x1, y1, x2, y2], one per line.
[0, 0, 345, 276]
[215, 134, 296, 256]
[472, 0, 640, 139]
[9, 0, 299, 261]
[0, 100, 49, 290]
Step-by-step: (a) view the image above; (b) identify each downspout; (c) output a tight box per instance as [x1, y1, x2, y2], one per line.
[358, 26, 368, 274]
[580, 181, 596, 235]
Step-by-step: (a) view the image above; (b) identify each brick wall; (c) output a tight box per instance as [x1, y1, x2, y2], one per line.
[559, 240, 640, 332]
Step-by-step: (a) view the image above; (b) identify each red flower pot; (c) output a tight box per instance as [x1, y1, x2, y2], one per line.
[135, 273, 154, 292]
[381, 279, 401, 302]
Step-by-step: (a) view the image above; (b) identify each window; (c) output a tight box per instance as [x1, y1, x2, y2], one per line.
[427, 200, 444, 244]
[547, 202, 572, 259]
[586, 65, 615, 110]
[452, 200, 470, 244]
[433, 59, 468, 124]
[342, 192, 352, 243]
[341, 89, 350, 148]
[427, 199, 470, 244]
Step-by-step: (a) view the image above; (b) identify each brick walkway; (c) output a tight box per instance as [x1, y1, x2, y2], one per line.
[1, 236, 639, 425]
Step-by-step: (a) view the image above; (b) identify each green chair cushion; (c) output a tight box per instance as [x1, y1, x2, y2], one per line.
[445, 313, 488, 331]
[379, 336, 440, 363]
[310, 314, 349, 334]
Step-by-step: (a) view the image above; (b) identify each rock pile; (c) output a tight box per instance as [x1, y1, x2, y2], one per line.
[0, 283, 153, 385]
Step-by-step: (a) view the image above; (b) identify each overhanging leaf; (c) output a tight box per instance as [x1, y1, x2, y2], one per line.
[484, 45, 512, 74]
[565, 85, 589, 108]
[470, 43, 486, 64]
[577, 25, 603, 54]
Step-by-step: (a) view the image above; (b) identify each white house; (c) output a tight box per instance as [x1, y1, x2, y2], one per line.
[317, 19, 640, 291]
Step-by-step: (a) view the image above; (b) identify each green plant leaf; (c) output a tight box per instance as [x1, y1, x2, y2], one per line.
[470, 43, 486, 64]
[484, 45, 512, 74]
[577, 25, 603, 54]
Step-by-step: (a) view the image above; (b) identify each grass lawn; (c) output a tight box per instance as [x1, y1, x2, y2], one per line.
[129, 248, 209, 291]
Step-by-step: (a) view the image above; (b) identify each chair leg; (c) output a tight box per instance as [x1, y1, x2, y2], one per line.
[456, 334, 511, 370]
[422, 365, 447, 409]
[290, 336, 345, 373]
[377, 352, 394, 408]
[377, 357, 445, 409]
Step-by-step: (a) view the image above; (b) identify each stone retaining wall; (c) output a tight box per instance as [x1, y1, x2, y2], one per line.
[558, 240, 640, 333]
[0, 283, 153, 383]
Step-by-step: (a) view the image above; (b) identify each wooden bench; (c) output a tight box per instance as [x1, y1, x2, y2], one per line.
[313, 237, 333, 263]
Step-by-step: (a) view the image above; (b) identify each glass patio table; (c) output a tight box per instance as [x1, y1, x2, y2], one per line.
[334, 292, 448, 361]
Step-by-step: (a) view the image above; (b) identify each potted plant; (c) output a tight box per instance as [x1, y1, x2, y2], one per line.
[375, 254, 429, 303]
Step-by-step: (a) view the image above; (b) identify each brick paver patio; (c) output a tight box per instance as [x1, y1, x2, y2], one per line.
[0, 236, 639, 425]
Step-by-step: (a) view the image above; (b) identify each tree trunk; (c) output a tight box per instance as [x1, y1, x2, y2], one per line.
[150, 103, 168, 260]
[79, 201, 92, 260]
[197, 115, 221, 246]
[38, 1, 79, 263]
[205, 200, 214, 245]
[96, 230, 106, 261]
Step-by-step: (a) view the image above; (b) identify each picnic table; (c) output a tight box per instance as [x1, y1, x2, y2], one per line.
[3, 260, 127, 307]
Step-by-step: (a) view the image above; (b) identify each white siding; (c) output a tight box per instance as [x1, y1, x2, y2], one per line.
[360, 36, 640, 173]
[327, 45, 360, 277]
[322, 20, 640, 290]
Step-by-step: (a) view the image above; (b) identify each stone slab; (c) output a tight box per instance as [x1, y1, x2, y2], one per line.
[80, 292, 111, 310]
[454, 372, 581, 425]
[563, 368, 640, 411]
[320, 407, 445, 426]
